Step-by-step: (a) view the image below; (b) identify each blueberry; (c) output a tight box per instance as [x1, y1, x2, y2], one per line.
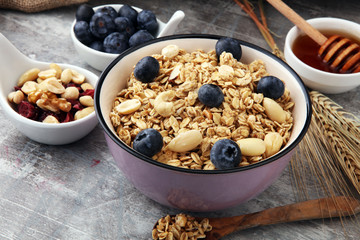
[215, 37, 242, 61]
[114, 17, 135, 37]
[89, 12, 116, 39]
[118, 4, 138, 26]
[103, 32, 129, 54]
[134, 56, 160, 83]
[133, 128, 163, 157]
[76, 4, 94, 22]
[256, 76, 285, 99]
[210, 139, 241, 170]
[74, 21, 94, 45]
[198, 84, 224, 108]
[137, 10, 159, 35]
[95, 6, 118, 20]
[89, 40, 104, 52]
[129, 30, 154, 47]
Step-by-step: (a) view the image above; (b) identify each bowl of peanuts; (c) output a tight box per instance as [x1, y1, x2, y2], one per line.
[95, 34, 312, 211]
[0, 33, 98, 145]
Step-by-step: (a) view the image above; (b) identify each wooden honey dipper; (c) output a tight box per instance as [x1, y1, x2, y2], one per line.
[267, 0, 360, 73]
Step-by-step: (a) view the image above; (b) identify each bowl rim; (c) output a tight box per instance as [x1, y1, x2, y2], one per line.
[285, 17, 360, 77]
[95, 33, 312, 175]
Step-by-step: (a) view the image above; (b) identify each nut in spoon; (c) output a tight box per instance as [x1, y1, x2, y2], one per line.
[266, 0, 360, 73]
[153, 196, 360, 240]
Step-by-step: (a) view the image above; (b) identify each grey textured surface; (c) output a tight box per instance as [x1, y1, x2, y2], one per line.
[0, 0, 360, 239]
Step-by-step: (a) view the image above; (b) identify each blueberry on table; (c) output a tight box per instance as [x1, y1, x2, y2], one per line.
[103, 32, 129, 54]
[89, 12, 116, 39]
[118, 4, 138, 26]
[198, 84, 224, 108]
[114, 17, 136, 37]
[74, 21, 94, 45]
[137, 10, 159, 35]
[76, 4, 94, 22]
[95, 6, 118, 20]
[215, 37, 242, 61]
[210, 139, 241, 170]
[134, 56, 160, 83]
[133, 128, 163, 157]
[129, 30, 154, 47]
[256, 76, 285, 99]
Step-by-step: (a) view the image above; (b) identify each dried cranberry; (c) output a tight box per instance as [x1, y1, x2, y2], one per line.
[62, 112, 74, 123]
[66, 83, 82, 91]
[68, 99, 83, 111]
[38, 111, 59, 122]
[14, 86, 22, 91]
[80, 89, 95, 98]
[17, 101, 38, 120]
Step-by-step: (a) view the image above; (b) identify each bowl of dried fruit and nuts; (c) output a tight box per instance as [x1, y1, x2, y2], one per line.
[71, 4, 185, 71]
[95, 34, 312, 211]
[0, 33, 98, 145]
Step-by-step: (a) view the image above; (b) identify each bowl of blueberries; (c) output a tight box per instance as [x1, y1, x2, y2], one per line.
[71, 4, 185, 71]
[94, 34, 312, 211]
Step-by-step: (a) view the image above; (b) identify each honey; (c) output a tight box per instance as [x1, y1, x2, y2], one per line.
[292, 31, 360, 74]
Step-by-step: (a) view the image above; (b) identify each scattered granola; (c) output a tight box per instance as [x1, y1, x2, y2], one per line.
[152, 214, 212, 240]
[110, 45, 294, 169]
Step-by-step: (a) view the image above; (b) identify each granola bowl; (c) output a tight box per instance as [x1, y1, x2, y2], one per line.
[95, 34, 311, 211]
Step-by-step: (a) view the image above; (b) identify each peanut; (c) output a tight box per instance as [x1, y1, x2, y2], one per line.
[21, 81, 38, 95]
[167, 130, 203, 152]
[74, 106, 94, 120]
[79, 95, 94, 107]
[8, 90, 24, 104]
[263, 97, 286, 123]
[60, 68, 73, 85]
[61, 86, 79, 100]
[237, 138, 266, 156]
[49, 63, 62, 79]
[46, 77, 65, 94]
[264, 132, 283, 157]
[38, 69, 57, 79]
[17, 68, 40, 87]
[115, 99, 141, 114]
[80, 82, 94, 91]
[43, 115, 59, 123]
[71, 70, 85, 84]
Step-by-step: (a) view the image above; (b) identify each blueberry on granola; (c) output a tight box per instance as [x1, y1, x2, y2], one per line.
[198, 84, 224, 108]
[134, 56, 160, 83]
[210, 139, 241, 170]
[133, 128, 163, 157]
[257, 76, 285, 99]
[215, 37, 242, 61]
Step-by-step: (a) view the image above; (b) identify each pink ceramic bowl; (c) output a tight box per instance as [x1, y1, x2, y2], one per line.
[95, 34, 311, 212]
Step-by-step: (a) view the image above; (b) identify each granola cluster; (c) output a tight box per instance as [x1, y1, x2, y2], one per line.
[110, 46, 294, 170]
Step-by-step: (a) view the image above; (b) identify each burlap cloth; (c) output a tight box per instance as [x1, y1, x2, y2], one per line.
[0, 0, 89, 13]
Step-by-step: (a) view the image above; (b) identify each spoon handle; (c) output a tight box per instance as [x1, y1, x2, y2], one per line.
[207, 196, 360, 239]
[266, 0, 327, 46]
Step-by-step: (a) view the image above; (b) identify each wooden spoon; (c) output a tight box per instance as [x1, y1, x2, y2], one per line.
[266, 0, 360, 73]
[153, 196, 360, 240]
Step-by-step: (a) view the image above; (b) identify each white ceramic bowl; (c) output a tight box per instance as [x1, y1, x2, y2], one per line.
[284, 17, 360, 94]
[94, 34, 312, 211]
[71, 4, 185, 71]
[0, 33, 98, 145]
